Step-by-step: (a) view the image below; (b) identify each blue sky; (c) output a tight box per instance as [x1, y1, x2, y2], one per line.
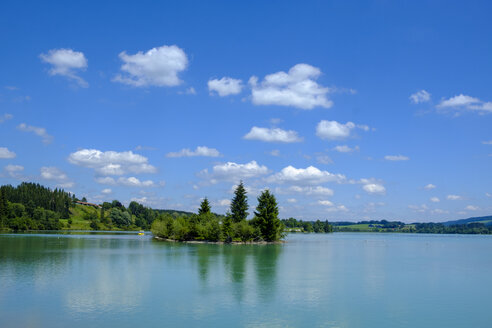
[1, 0, 491, 222]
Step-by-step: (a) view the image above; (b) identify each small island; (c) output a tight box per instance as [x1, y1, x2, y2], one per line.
[151, 182, 285, 243]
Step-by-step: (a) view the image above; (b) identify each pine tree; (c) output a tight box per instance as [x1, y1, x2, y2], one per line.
[230, 181, 248, 223]
[254, 189, 283, 242]
[0, 189, 7, 227]
[198, 197, 211, 215]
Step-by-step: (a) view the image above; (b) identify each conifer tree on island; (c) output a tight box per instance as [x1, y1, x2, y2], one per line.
[253, 189, 284, 242]
[230, 181, 248, 223]
[198, 197, 211, 215]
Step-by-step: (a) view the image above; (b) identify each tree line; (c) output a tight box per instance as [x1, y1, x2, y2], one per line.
[0, 182, 74, 231]
[282, 217, 333, 233]
[151, 181, 285, 242]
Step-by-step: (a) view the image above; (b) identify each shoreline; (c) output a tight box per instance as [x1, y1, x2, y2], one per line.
[153, 236, 285, 244]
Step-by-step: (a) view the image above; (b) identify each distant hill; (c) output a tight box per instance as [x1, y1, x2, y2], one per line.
[442, 215, 492, 226]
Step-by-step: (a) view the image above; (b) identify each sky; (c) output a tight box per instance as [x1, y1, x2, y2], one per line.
[0, 0, 491, 222]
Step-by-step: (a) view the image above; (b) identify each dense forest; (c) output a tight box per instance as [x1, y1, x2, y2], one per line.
[151, 182, 285, 242]
[282, 217, 333, 233]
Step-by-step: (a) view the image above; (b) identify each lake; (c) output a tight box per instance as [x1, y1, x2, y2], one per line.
[1, 232, 491, 327]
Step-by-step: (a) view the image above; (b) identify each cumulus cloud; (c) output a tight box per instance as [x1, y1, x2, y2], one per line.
[243, 126, 302, 143]
[318, 200, 334, 206]
[430, 197, 440, 203]
[40, 166, 74, 188]
[424, 184, 436, 190]
[269, 149, 280, 157]
[279, 185, 334, 196]
[437, 94, 492, 114]
[287, 198, 297, 203]
[200, 161, 268, 183]
[95, 176, 155, 187]
[166, 146, 221, 158]
[486, 192, 491, 198]
[68, 149, 157, 175]
[101, 188, 112, 194]
[409, 90, 431, 104]
[0, 113, 13, 123]
[208, 77, 243, 96]
[316, 120, 369, 140]
[113, 45, 188, 87]
[249, 63, 333, 109]
[465, 205, 479, 211]
[0, 147, 16, 159]
[447, 194, 463, 200]
[267, 166, 345, 185]
[384, 155, 410, 161]
[39, 48, 88, 87]
[333, 145, 359, 153]
[216, 199, 231, 207]
[362, 183, 386, 195]
[17, 123, 53, 144]
[3, 164, 24, 179]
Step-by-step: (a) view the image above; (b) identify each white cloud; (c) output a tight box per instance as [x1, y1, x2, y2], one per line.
[447, 194, 463, 200]
[465, 205, 479, 211]
[208, 77, 243, 96]
[17, 123, 53, 144]
[438, 94, 480, 108]
[243, 126, 302, 143]
[362, 182, 386, 195]
[200, 161, 268, 183]
[249, 63, 333, 109]
[166, 146, 221, 158]
[101, 188, 112, 194]
[409, 90, 431, 104]
[316, 120, 369, 140]
[424, 184, 436, 190]
[287, 198, 297, 203]
[430, 197, 440, 203]
[68, 149, 156, 175]
[437, 94, 492, 114]
[318, 200, 334, 206]
[40, 166, 74, 188]
[39, 48, 88, 87]
[0, 147, 16, 159]
[269, 149, 280, 157]
[486, 192, 491, 198]
[483, 141, 492, 145]
[4, 164, 24, 179]
[267, 166, 345, 185]
[113, 45, 188, 87]
[217, 199, 231, 207]
[333, 145, 359, 153]
[280, 185, 334, 196]
[384, 155, 410, 161]
[0, 113, 13, 123]
[95, 176, 155, 187]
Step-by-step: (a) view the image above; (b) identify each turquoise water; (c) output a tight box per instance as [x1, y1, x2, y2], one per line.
[1, 232, 491, 327]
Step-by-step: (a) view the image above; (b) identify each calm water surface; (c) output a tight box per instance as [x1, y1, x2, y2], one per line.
[1, 232, 491, 327]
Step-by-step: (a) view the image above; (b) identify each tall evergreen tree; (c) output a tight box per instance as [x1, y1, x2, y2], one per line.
[198, 197, 211, 215]
[230, 181, 248, 223]
[254, 189, 283, 242]
[0, 189, 7, 227]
